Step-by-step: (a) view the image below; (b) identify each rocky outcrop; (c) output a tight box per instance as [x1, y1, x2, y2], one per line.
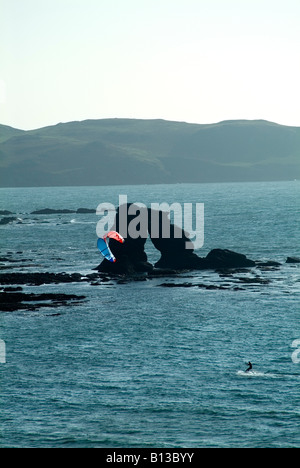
[76, 208, 96, 213]
[31, 208, 75, 214]
[0, 217, 21, 225]
[0, 291, 86, 312]
[96, 204, 153, 274]
[286, 256, 300, 264]
[30, 208, 95, 214]
[0, 210, 14, 215]
[96, 204, 256, 274]
[201, 249, 255, 269]
[149, 209, 202, 270]
[0, 272, 99, 286]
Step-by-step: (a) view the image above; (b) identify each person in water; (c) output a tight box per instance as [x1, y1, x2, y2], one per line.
[246, 361, 253, 372]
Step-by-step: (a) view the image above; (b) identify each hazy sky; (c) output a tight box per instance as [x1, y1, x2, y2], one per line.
[1, 0, 300, 130]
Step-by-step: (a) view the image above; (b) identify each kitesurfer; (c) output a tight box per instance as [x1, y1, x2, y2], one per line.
[246, 361, 253, 372]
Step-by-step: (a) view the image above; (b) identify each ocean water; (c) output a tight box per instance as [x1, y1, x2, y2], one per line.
[0, 181, 299, 448]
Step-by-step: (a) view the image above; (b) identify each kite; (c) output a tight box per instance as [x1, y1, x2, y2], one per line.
[103, 231, 125, 244]
[97, 231, 125, 263]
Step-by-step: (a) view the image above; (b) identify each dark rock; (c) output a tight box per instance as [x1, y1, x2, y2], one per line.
[29, 207, 97, 215]
[149, 209, 199, 269]
[31, 208, 76, 215]
[0, 272, 86, 286]
[286, 257, 300, 264]
[148, 268, 179, 277]
[76, 208, 96, 213]
[0, 291, 86, 312]
[236, 276, 270, 285]
[150, 210, 255, 270]
[0, 271, 116, 287]
[30, 207, 96, 215]
[96, 203, 153, 274]
[0, 210, 14, 215]
[95, 203, 257, 275]
[203, 249, 256, 269]
[85, 273, 101, 281]
[154, 246, 255, 271]
[0, 257, 17, 263]
[0, 217, 19, 225]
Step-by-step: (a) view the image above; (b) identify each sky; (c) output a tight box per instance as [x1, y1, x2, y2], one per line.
[1, 0, 300, 130]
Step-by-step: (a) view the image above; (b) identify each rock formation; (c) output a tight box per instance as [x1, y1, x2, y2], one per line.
[0, 217, 21, 225]
[95, 204, 256, 274]
[96, 204, 153, 274]
[286, 256, 300, 264]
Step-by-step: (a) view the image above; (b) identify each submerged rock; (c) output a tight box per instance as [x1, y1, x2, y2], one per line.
[0, 210, 14, 216]
[0, 272, 87, 286]
[0, 217, 20, 225]
[0, 291, 86, 312]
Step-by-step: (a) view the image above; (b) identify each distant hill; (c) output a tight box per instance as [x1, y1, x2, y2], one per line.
[0, 118, 299, 187]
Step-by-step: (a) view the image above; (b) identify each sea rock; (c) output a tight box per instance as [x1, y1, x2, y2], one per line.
[95, 204, 257, 274]
[0, 217, 20, 225]
[0, 210, 14, 215]
[150, 211, 255, 270]
[0, 272, 88, 286]
[31, 208, 76, 214]
[95, 203, 153, 274]
[76, 208, 96, 213]
[286, 257, 300, 264]
[202, 249, 256, 269]
[30, 207, 96, 215]
[0, 291, 86, 312]
[149, 208, 203, 270]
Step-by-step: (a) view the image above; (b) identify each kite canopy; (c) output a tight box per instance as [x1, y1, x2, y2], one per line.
[97, 230, 125, 263]
[97, 238, 116, 263]
[103, 231, 125, 244]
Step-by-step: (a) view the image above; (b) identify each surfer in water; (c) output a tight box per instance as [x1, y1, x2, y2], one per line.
[246, 361, 253, 373]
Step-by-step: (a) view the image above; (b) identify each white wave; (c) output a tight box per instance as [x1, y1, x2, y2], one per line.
[237, 370, 277, 378]
[70, 219, 95, 224]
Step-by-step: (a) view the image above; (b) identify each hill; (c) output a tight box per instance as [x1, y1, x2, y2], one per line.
[0, 119, 299, 187]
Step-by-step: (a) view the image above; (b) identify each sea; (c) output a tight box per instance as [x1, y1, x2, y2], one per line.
[0, 181, 299, 448]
